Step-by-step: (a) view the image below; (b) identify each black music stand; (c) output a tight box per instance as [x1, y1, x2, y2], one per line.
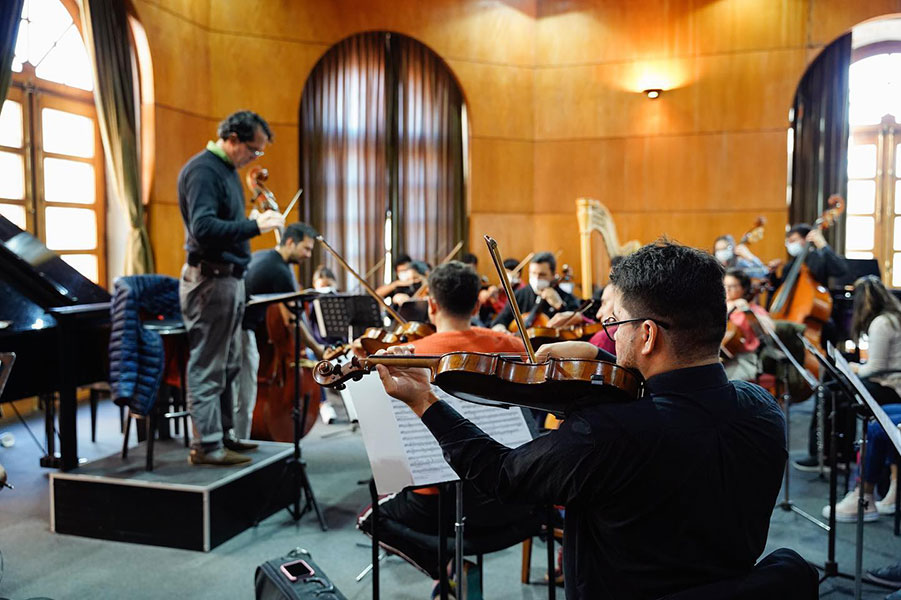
[248, 291, 327, 531]
[312, 294, 383, 342]
[755, 317, 824, 527]
[826, 346, 901, 599]
[0, 352, 15, 491]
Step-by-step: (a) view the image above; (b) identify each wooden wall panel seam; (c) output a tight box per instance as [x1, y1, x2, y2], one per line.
[534, 127, 788, 143]
[532, 45, 808, 69]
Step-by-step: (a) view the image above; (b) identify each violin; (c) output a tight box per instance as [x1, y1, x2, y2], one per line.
[251, 303, 321, 441]
[769, 196, 844, 375]
[246, 166, 279, 213]
[313, 352, 640, 417]
[526, 301, 603, 347]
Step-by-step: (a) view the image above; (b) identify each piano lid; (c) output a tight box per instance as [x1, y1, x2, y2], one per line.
[0, 215, 110, 307]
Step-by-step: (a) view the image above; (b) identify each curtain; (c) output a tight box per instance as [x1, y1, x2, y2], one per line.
[299, 32, 465, 288]
[300, 32, 388, 290]
[789, 33, 851, 251]
[0, 0, 24, 111]
[81, 0, 155, 274]
[393, 35, 465, 265]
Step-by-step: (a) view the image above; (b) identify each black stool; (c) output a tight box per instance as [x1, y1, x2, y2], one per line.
[121, 319, 190, 471]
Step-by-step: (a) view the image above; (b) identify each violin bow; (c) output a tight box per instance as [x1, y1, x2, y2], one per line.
[281, 188, 303, 219]
[316, 235, 407, 325]
[485, 235, 537, 363]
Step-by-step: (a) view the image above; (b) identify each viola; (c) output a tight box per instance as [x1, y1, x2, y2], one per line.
[245, 166, 279, 213]
[769, 196, 844, 375]
[313, 352, 641, 417]
[251, 303, 321, 442]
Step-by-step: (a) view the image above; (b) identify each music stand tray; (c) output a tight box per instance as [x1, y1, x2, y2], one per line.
[312, 294, 383, 341]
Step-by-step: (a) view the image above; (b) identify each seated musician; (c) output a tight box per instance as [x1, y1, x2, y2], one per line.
[233, 222, 323, 440]
[713, 234, 768, 279]
[490, 251, 580, 331]
[545, 283, 618, 355]
[376, 241, 788, 599]
[770, 224, 847, 472]
[375, 253, 418, 299]
[358, 260, 543, 591]
[821, 275, 901, 522]
[312, 265, 339, 294]
[722, 268, 773, 381]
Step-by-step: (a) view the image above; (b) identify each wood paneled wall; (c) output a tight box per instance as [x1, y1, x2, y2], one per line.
[134, 0, 901, 286]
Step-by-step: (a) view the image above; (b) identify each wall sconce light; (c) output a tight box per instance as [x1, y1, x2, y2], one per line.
[643, 88, 662, 99]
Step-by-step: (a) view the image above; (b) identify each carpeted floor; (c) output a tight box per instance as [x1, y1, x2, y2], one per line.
[0, 395, 898, 600]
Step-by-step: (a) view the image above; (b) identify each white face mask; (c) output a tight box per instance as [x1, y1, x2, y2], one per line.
[507, 272, 520, 286]
[530, 276, 550, 293]
[315, 286, 336, 294]
[558, 282, 574, 295]
[398, 269, 414, 282]
[714, 249, 734, 264]
[786, 241, 804, 257]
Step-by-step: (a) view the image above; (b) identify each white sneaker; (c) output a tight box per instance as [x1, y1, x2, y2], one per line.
[876, 481, 897, 515]
[821, 488, 879, 522]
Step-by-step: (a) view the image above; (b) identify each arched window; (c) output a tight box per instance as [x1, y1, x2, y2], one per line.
[845, 43, 901, 286]
[300, 32, 467, 289]
[0, 0, 105, 283]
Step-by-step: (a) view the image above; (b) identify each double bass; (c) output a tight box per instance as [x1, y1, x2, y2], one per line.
[244, 169, 320, 441]
[769, 196, 845, 373]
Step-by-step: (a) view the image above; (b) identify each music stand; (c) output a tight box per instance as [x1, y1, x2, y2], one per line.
[247, 290, 327, 531]
[312, 294, 383, 342]
[0, 352, 15, 491]
[754, 317, 824, 527]
[828, 346, 901, 599]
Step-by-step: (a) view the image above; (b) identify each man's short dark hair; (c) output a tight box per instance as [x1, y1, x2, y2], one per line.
[217, 110, 273, 142]
[395, 253, 412, 268]
[610, 240, 725, 360]
[313, 265, 337, 281]
[428, 261, 480, 318]
[532, 251, 556, 274]
[724, 268, 751, 297]
[788, 223, 812, 238]
[280, 222, 318, 246]
[503, 258, 519, 271]
[461, 252, 478, 266]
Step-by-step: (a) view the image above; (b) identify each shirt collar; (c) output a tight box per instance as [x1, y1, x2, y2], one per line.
[206, 140, 233, 166]
[644, 363, 729, 395]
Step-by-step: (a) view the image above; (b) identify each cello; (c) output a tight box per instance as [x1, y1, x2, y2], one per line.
[769, 196, 844, 373]
[252, 302, 321, 441]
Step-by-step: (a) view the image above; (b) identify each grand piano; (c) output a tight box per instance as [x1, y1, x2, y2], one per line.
[0, 215, 110, 470]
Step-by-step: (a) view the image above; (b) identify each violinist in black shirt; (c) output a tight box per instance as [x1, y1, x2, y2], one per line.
[376, 241, 788, 599]
[490, 251, 580, 330]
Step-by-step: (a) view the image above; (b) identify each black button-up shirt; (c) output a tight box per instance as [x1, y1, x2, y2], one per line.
[421, 363, 786, 599]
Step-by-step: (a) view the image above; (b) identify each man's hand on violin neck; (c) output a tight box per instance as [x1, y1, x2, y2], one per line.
[375, 346, 437, 417]
[535, 340, 599, 363]
[255, 209, 285, 233]
[540, 287, 563, 309]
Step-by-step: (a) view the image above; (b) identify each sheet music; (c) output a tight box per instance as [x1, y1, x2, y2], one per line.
[347, 376, 533, 494]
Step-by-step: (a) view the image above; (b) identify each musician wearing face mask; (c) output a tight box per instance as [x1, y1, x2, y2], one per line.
[767, 223, 847, 291]
[490, 251, 580, 331]
[713, 234, 768, 279]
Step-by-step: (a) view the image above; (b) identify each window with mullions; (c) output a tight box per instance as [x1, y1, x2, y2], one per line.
[846, 49, 901, 287]
[0, 0, 105, 284]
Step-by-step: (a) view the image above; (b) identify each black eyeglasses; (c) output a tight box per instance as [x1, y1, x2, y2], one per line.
[601, 316, 671, 343]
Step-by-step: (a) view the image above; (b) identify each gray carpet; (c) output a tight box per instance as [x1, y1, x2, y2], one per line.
[0, 395, 898, 600]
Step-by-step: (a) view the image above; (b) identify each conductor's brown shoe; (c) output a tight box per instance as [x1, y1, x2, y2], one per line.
[188, 447, 251, 466]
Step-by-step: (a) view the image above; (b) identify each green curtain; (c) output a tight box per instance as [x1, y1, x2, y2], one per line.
[81, 0, 155, 274]
[0, 0, 24, 110]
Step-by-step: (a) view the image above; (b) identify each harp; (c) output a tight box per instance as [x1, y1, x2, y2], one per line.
[576, 198, 640, 296]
